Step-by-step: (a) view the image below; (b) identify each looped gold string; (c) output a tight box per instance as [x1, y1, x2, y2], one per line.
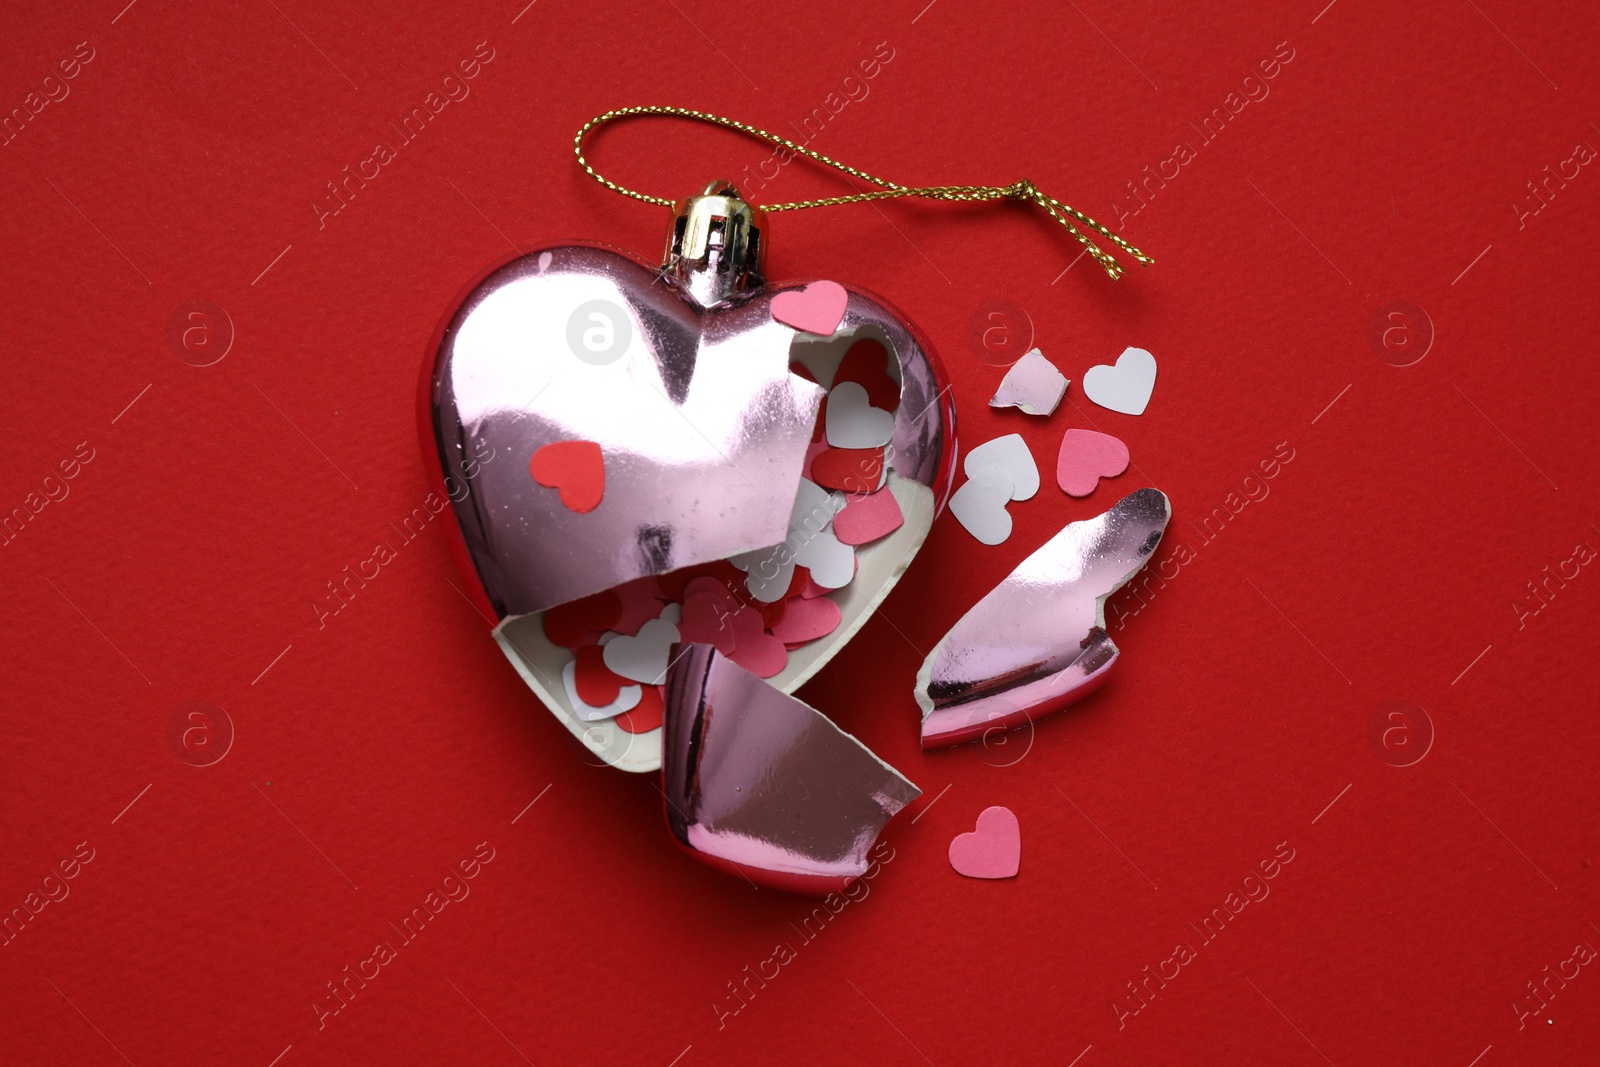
[574, 106, 1152, 281]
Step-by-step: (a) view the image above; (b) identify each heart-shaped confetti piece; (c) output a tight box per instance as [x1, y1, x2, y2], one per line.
[602, 616, 682, 684]
[949, 434, 1039, 545]
[948, 806, 1021, 879]
[529, 440, 606, 513]
[1055, 429, 1130, 497]
[832, 488, 905, 545]
[825, 381, 896, 450]
[768, 595, 842, 644]
[771, 280, 849, 336]
[562, 656, 642, 722]
[811, 447, 885, 493]
[1082, 347, 1157, 416]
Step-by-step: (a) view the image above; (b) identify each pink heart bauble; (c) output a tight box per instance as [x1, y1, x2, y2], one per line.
[770, 280, 849, 336]
[1055, 428, 1130, 498]
[422, 241, 956, 771]
[948, 806, 1021, 879]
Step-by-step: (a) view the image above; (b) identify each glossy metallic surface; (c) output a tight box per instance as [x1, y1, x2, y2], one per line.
[426, 242, 954, 620]
[916, 488, 1171, 749]
[662, 643, 920, 894]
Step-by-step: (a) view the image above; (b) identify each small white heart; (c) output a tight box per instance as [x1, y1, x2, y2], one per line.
[949, 473, 1017, 546]
[1082, 347, 1157, 416]
[793, 526, 854, 588]
[825, 381, 896, 449]
[731, 544, 796, 602]
[964, 434, 1039, 501]
[602, 617, 681, 684]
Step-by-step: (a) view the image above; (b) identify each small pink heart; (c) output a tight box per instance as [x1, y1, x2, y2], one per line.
[768, 595, 841, 645]
[832, 487, 904, 546]
[1055, 429, 1130, 498]
[726, 608, 787, 678]
[771, 280, 849, 336]
[948, 806, 1020, 879]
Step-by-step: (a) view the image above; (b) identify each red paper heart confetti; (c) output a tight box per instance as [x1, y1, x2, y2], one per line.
[543, 588, 623, 647]
[529, 440, 606, 513]
[811, 446, 886, 494]
[612, 685, 664, 734]
[771, 280, 848, 336]
[948, 806, 1021, 879]
[574, 644, 628, 707]
[832, 487, 904, 545]
[835, 338, 900, 411]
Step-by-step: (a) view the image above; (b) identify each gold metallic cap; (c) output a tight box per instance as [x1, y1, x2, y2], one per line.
[662, 181, 766, 307]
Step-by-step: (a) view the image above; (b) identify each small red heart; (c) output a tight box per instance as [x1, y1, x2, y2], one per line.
[573, 645, 627, 707]
[811, 447, 885, 493]
[612, 685, 664, 734]
[529, 440, 605, 513]
[835, 339, 900, 412]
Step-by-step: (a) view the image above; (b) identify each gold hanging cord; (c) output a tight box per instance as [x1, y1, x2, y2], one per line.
[574, 106, 1152, 281]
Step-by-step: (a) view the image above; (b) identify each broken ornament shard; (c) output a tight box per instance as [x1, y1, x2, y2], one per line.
[662, 643, 920, 894]
[916, 488, 1171, 749]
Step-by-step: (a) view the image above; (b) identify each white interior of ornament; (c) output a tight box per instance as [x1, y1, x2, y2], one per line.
[492, 323, 935, 774]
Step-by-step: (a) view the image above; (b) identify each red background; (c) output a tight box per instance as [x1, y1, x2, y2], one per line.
[4, 0, 1598, 1063]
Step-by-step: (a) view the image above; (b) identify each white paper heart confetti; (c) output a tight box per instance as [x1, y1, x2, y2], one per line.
[965, 434, 1039, 500]
[1082, 347, 1157, 416]
[602, 616, 682, 684]
[950, 434, 1039, 545]
[824, 381, 896, 449]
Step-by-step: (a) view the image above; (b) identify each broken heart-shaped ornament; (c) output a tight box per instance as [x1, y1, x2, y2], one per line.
[421, 182, 956, 772]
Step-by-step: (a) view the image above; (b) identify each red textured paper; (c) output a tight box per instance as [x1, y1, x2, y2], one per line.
[3, 2, 1598, 1065]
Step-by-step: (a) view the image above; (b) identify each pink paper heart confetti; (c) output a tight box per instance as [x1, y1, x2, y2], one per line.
[768, 595, 842, 645]
[1055, 429, 1130, 498]
[726, 606, 788, 678]
[771, 280, 848, 336]
[948, 806, 1021, 880]
[832, 487, 905, 545]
